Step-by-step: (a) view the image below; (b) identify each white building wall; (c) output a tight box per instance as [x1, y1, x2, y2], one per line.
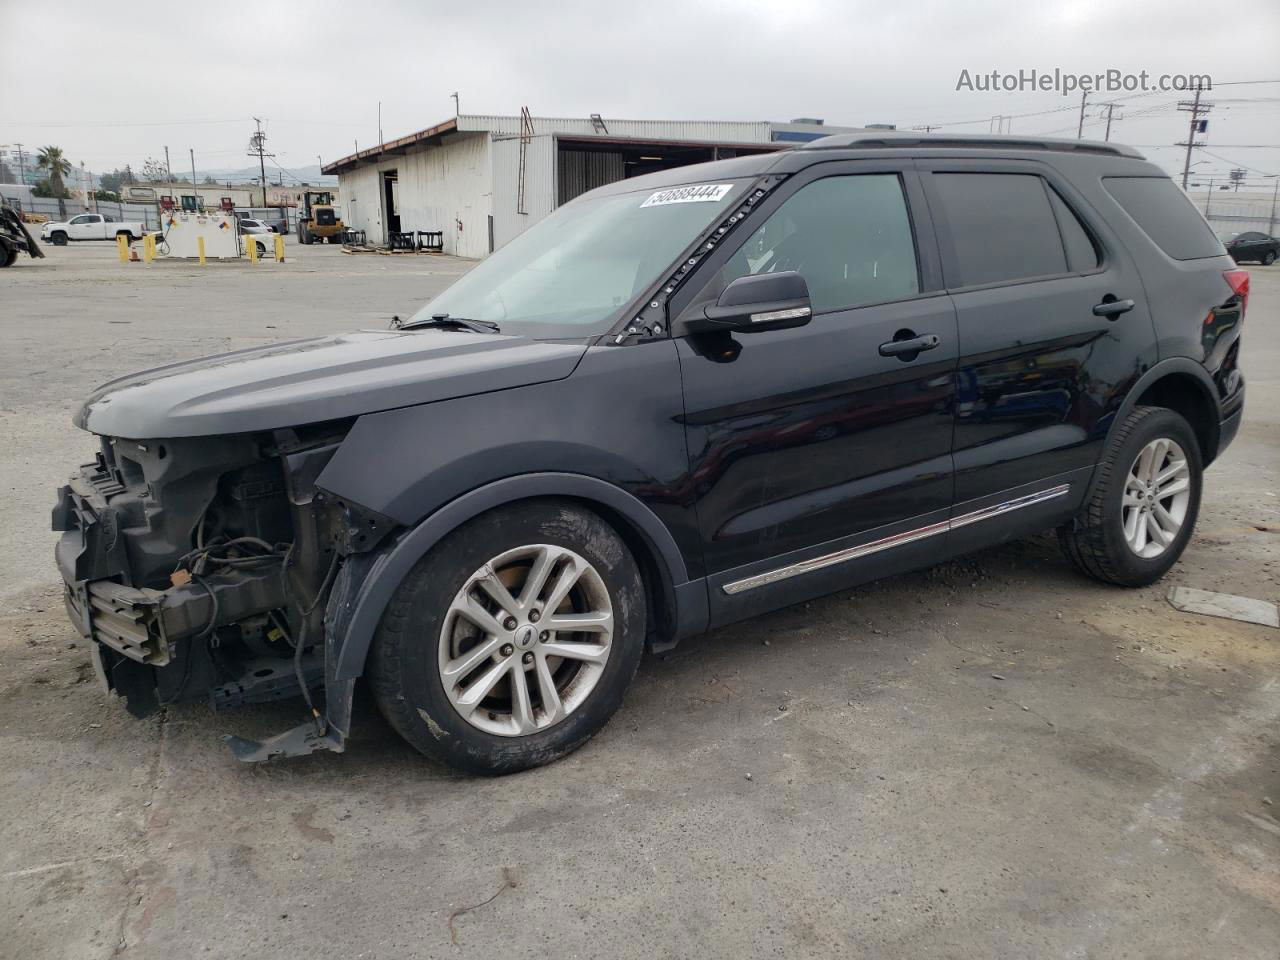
[396, 132, 492, 258]
[338, 132, 492, 257]
[490, 134, 557, 251]
[339, 163, 385, 242]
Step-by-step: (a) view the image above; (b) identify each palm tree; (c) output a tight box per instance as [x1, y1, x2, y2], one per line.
[37, 146, 72, 218]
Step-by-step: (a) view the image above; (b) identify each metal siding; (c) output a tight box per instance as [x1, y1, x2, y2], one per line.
[337, 133, 492, 256]
[491, 134, 556, 252]
[338, 163, 386, 242]
[396, 132, 492, 258]
[557, 150, 625, 205]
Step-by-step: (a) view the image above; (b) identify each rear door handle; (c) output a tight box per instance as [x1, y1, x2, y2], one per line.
[1092, 298, 1135, 319]
[879, 333, 940, 358]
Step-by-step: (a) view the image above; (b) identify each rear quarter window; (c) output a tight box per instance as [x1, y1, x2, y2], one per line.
[1103, 177, 1225, 261]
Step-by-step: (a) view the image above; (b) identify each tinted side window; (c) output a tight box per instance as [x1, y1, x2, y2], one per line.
[707, 174, 919, 314]
[1103, 177, 1225, 260]
[1047, 187, 1100, 272]
[932, 173, 1067, 286]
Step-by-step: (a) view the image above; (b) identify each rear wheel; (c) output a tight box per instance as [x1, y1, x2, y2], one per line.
[1058, 405, 1202, 586]
[1263, 251, 1276, 266]
[369, 500, 646, 775]
[116, 231, 136, 243]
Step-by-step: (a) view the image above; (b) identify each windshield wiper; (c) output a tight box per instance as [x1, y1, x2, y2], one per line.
[396, 313, 501, 334]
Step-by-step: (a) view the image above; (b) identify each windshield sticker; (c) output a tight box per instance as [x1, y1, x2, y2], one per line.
[640, 184, 734, 208]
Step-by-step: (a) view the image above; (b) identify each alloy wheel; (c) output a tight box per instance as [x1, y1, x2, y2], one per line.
[1121, 437, 1191, 559]
[437, 544, 614, 737]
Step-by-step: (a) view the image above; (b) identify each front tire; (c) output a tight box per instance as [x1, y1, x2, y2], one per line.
[1058, 405, 1202, 586]
[369, 500, 646, 775]
[50, 231, 68, 246]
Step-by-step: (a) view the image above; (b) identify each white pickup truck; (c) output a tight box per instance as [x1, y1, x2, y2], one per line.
[41, 213, 147, 246]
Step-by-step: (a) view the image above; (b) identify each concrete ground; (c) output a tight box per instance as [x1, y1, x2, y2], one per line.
[2, 241, 1278, 959]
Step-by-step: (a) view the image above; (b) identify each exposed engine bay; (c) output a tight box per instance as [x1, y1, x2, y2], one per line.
[52, 423, 368, 729]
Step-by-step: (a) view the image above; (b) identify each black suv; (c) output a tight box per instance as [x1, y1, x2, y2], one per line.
[1225, 231, 1279, 266]
[53, 134, 1248, 774]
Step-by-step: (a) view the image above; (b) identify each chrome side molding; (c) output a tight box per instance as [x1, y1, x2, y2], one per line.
[721, 483, 1071, 596]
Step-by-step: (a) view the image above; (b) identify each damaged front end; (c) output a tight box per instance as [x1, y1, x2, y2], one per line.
[52, 422, 388, 759]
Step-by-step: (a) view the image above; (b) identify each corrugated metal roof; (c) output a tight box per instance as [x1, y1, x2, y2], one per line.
[325, 114, 783, 173]
[464, 114, 772, 144]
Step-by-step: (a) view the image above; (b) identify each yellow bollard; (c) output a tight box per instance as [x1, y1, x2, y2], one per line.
[274, 234, 285, 262]
[245, 234, 258, 263]
[143, 234, 155, 263]
[197, 235, 206, 266]
[117, 233, 129, 263]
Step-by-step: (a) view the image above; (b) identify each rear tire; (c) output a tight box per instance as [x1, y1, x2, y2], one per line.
[1058, 405, 1202, 587]
[369, 500, 646, 775]
[1263, 251, 1277, 266]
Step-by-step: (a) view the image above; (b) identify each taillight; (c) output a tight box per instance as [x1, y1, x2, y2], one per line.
[1224, 269, 1250, 316]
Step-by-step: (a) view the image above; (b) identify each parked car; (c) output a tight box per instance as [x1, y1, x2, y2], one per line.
[1224, 231, 1279, 265]
[40, 213, 147, 245]
[53, 134, 1247, 774]
[239, 234, 271, 258]
[237, 218, 276, 234]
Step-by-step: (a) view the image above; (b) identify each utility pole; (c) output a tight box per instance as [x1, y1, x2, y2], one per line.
[14, 143, 26, 185]
[1103, 102, 1123, 142]
[911, 124, 939, 133]
[1076, 91, 1088, 139]
[1205, 178, 1214, 218]
[1268, 178, 1278, 236]
[1177, 83, 1212, 190]
[189, 148, 197, 188]
[247, 118, 274, 208]
[164, 145, 173, 185]
[1229, 168, 1247, 192]
[378, 101, 383, 146]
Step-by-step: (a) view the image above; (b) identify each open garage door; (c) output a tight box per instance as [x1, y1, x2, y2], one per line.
[556, 137, 780, 205]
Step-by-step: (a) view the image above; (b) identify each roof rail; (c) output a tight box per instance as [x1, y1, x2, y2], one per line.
[799, 132, 1145, 159]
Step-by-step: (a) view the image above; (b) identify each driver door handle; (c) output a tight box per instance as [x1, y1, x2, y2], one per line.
[879, 333, 940, 357]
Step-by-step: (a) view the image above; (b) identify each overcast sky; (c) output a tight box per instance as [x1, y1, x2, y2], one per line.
[3, 0, 1277, 187]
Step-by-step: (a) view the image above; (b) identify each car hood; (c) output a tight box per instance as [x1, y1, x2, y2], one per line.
[76, 329, 587, 439]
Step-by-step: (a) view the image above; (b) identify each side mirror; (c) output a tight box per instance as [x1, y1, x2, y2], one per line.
[685, 271, 812, 334]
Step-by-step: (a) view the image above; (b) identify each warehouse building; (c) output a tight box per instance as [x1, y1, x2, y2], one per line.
[322, 113, 878, 257]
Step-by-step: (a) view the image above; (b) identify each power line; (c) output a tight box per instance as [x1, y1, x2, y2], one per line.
[1196, 148, 1277, 177]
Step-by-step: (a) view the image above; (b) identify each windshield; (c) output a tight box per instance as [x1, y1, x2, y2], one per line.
[412, 179, 749, 338]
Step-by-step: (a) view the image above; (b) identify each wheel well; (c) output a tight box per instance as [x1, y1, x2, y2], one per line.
[556, 496, 676, 652]
[1135, 373, 1218, 462]
[442, 494, 678, 653]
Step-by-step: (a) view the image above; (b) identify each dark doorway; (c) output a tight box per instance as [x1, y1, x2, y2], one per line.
[555, 138, 781, 205]
[382, 170, 400, 241]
